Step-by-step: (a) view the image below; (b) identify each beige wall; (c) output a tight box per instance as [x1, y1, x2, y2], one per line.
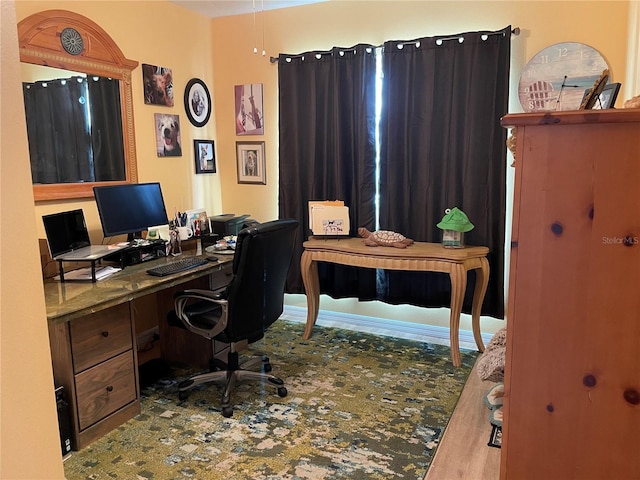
[0, 1, 634, 476]
[1, 1, 66, 478]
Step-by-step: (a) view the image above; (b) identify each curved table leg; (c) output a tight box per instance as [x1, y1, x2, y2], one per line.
[448, 263, 467, 367]
[300, 251, 320, 339]
[471, 257, 490, 353]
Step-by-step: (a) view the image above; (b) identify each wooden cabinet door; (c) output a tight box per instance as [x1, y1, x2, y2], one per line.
[502, 118, 640, 479]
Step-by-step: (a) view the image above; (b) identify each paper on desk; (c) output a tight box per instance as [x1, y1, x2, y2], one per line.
[55, 266, 122, 281]
[308, 201, 350, 236]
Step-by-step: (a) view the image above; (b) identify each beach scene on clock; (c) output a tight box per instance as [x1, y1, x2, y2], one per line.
[518, 41, 609, 113]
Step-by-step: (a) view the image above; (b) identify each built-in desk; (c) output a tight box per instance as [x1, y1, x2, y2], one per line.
[300, 237, 490, 367]
[44, 253, 233, 450]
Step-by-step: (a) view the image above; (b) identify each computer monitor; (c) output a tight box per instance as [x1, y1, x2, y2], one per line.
[93, 182, 169, 241]
[43, 209, 91, 258]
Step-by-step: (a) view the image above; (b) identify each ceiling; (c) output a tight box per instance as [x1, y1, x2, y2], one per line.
[170, 0, 328, 18]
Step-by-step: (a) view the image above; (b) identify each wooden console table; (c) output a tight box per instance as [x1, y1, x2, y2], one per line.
[300, 237, 490, 367]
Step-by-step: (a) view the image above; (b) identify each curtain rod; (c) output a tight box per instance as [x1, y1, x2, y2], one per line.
[270, 27, 520, 64]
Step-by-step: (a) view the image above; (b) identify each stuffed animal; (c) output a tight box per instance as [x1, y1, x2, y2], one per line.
[358, 227, 414, 248]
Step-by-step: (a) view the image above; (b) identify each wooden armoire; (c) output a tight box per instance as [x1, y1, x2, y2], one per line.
[500, 109, 640, 479]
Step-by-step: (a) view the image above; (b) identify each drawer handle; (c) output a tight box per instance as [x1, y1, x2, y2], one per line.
[106, 385, 114, 392]
[101, 331, 109, 337]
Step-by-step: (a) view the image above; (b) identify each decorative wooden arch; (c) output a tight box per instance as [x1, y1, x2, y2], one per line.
[18, 9, 139, 201]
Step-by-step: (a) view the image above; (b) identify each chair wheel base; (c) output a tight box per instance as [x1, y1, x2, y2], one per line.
[178, 390, 189, 401]
[277, 386, 288, 397]
[222, 406, 233, 418]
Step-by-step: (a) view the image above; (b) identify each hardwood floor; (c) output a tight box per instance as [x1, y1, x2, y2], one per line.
[425, 358, 501, 480]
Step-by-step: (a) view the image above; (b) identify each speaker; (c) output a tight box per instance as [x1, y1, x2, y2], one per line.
[55, 386, 73, 456]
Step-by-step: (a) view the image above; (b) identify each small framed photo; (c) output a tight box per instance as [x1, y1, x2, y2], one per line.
[596, 82, 621, 109]
[236, 141, 266, 184]
[580, 82, 621, 110]
[184, 78, 211, 127]
[194, 139, 216, 174]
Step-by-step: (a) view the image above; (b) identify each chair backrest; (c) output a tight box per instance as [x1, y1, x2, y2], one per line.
[225, 218, 299, 342]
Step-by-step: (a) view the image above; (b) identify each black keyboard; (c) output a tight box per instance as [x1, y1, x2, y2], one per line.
[146, 257, 209, 277]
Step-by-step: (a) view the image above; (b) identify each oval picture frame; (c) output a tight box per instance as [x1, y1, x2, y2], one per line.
[184, 78, 211, 127]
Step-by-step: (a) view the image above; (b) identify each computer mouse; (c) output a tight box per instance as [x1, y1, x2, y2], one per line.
[205, 256, 219, 262]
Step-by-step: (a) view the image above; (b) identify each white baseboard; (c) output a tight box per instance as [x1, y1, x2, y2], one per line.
[281, 305, 493, 352]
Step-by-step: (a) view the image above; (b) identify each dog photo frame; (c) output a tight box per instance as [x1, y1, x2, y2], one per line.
[154, 113, 182, 157]
[236, 141, 266, 184]
[142, 64, 174, 107]
[194, 139, 216, 174]
[184, 78, 211, 127]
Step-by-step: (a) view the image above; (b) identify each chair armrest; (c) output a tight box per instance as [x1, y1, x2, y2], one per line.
[173, 289, 229, 339]
[174, 288, 225, 301]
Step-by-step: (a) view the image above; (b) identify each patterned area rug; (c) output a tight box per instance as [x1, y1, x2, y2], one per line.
[64, 320, 476, 480]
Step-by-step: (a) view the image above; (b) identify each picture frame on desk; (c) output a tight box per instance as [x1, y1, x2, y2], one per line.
[236, 141, 266, 185]
[194, 139, 216, 174]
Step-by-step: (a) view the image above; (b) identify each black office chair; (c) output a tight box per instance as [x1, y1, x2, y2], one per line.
[168, 219, 299, 417]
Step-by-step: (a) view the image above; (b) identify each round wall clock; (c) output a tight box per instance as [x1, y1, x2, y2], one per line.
[60, 27, 84, 55]
[518, 42, 609, 112]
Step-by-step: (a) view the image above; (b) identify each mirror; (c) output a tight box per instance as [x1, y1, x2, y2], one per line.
[18, 9, 139, 202]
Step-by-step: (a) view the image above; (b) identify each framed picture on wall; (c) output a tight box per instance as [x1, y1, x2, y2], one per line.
[142, 64, 174, 106]
[236, 141, 266, 184]
[154, 113, 182, 157]
[194, 139, 216, 174]
[184, 78, 211, 127]
[235, 83, 264, 135]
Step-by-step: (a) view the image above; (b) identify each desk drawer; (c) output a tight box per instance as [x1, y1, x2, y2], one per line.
[210, 262, 233, 291]
[70, 303, 132, 373]
[75, 350, 136, 430]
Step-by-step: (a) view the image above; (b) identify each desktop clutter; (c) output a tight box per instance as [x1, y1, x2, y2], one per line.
[41, 181, 259, 282]
[165, 212, 255, 257]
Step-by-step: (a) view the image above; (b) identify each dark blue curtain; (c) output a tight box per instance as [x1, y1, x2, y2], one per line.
[278, 44, 378, 295]
[377, 28, 511, 318]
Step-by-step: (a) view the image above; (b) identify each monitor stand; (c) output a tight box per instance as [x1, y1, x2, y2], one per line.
[127, 231, 144, 242]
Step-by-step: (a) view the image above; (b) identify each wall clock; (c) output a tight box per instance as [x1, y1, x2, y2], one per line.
[518, 42, 609, 112]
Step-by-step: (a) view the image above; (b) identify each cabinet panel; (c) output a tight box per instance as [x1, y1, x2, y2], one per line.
[70, 302, 132, 373]
[501, 112, 640, 479]
[75, 350, 136, 430]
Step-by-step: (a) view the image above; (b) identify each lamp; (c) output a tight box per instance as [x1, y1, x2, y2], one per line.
[437, 207, 474, 248]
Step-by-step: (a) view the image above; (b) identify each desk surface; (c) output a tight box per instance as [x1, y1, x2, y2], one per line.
[44, 254, 233, 324]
